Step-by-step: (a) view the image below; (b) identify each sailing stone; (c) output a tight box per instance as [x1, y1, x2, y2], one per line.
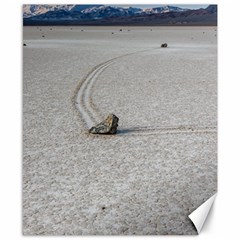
[89, 114, 119, 134]
[161, 43, 168, 48]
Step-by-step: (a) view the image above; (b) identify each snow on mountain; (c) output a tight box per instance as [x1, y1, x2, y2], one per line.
[144, 5, 188, 14]
[80, 5, 142, 19]
[23, 5, 76, 18]
[23, 5, 217, 26]
[23, 4, 103, 18]
[205, 5, 217, 14]
[23, 4, 187, 19]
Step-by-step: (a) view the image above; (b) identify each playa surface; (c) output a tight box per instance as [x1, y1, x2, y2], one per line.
[23, 26, 217, 235]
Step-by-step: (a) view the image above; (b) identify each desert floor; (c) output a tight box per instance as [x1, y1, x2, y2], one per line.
[23, 26, 217, 235]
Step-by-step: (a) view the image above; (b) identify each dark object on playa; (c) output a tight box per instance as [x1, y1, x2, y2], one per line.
[89, 114, 119, 134]
[23, 43, 27, 46]
[119, 29, 122, 31]
[42, 35, 45, 38]
[161, 43, 168, 48]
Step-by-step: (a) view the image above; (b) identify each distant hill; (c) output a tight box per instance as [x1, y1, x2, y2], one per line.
[23, 4, 217, 26]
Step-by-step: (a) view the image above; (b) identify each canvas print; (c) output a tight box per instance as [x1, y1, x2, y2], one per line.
[23, 4, 217, 235]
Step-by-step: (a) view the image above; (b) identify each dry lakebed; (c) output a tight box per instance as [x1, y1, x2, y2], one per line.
[23, 26, 217, 235]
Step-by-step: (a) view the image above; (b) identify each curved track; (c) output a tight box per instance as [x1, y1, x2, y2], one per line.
[75, 60, 114, 128]
[75, 49, 152, 128]
[75, 49, 217, 135]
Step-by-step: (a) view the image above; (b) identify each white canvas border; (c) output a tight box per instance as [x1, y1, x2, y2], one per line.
[1, 0, 240, 239]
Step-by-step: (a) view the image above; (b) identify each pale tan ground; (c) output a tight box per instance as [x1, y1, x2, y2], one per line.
[23, 26, 217, 235]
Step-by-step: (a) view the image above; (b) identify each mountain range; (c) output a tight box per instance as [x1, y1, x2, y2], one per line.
[23, 5, 217, 26]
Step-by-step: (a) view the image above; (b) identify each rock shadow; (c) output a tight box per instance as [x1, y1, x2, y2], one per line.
[117, 126, 157, 134]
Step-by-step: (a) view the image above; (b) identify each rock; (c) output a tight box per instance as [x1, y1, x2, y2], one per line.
[161, 43, 168, 48]
[23, 43, 27, 46]
[89, 114, 119, 134]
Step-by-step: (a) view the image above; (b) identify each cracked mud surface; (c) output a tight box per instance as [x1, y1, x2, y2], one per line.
[23, 26, 217, 235]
